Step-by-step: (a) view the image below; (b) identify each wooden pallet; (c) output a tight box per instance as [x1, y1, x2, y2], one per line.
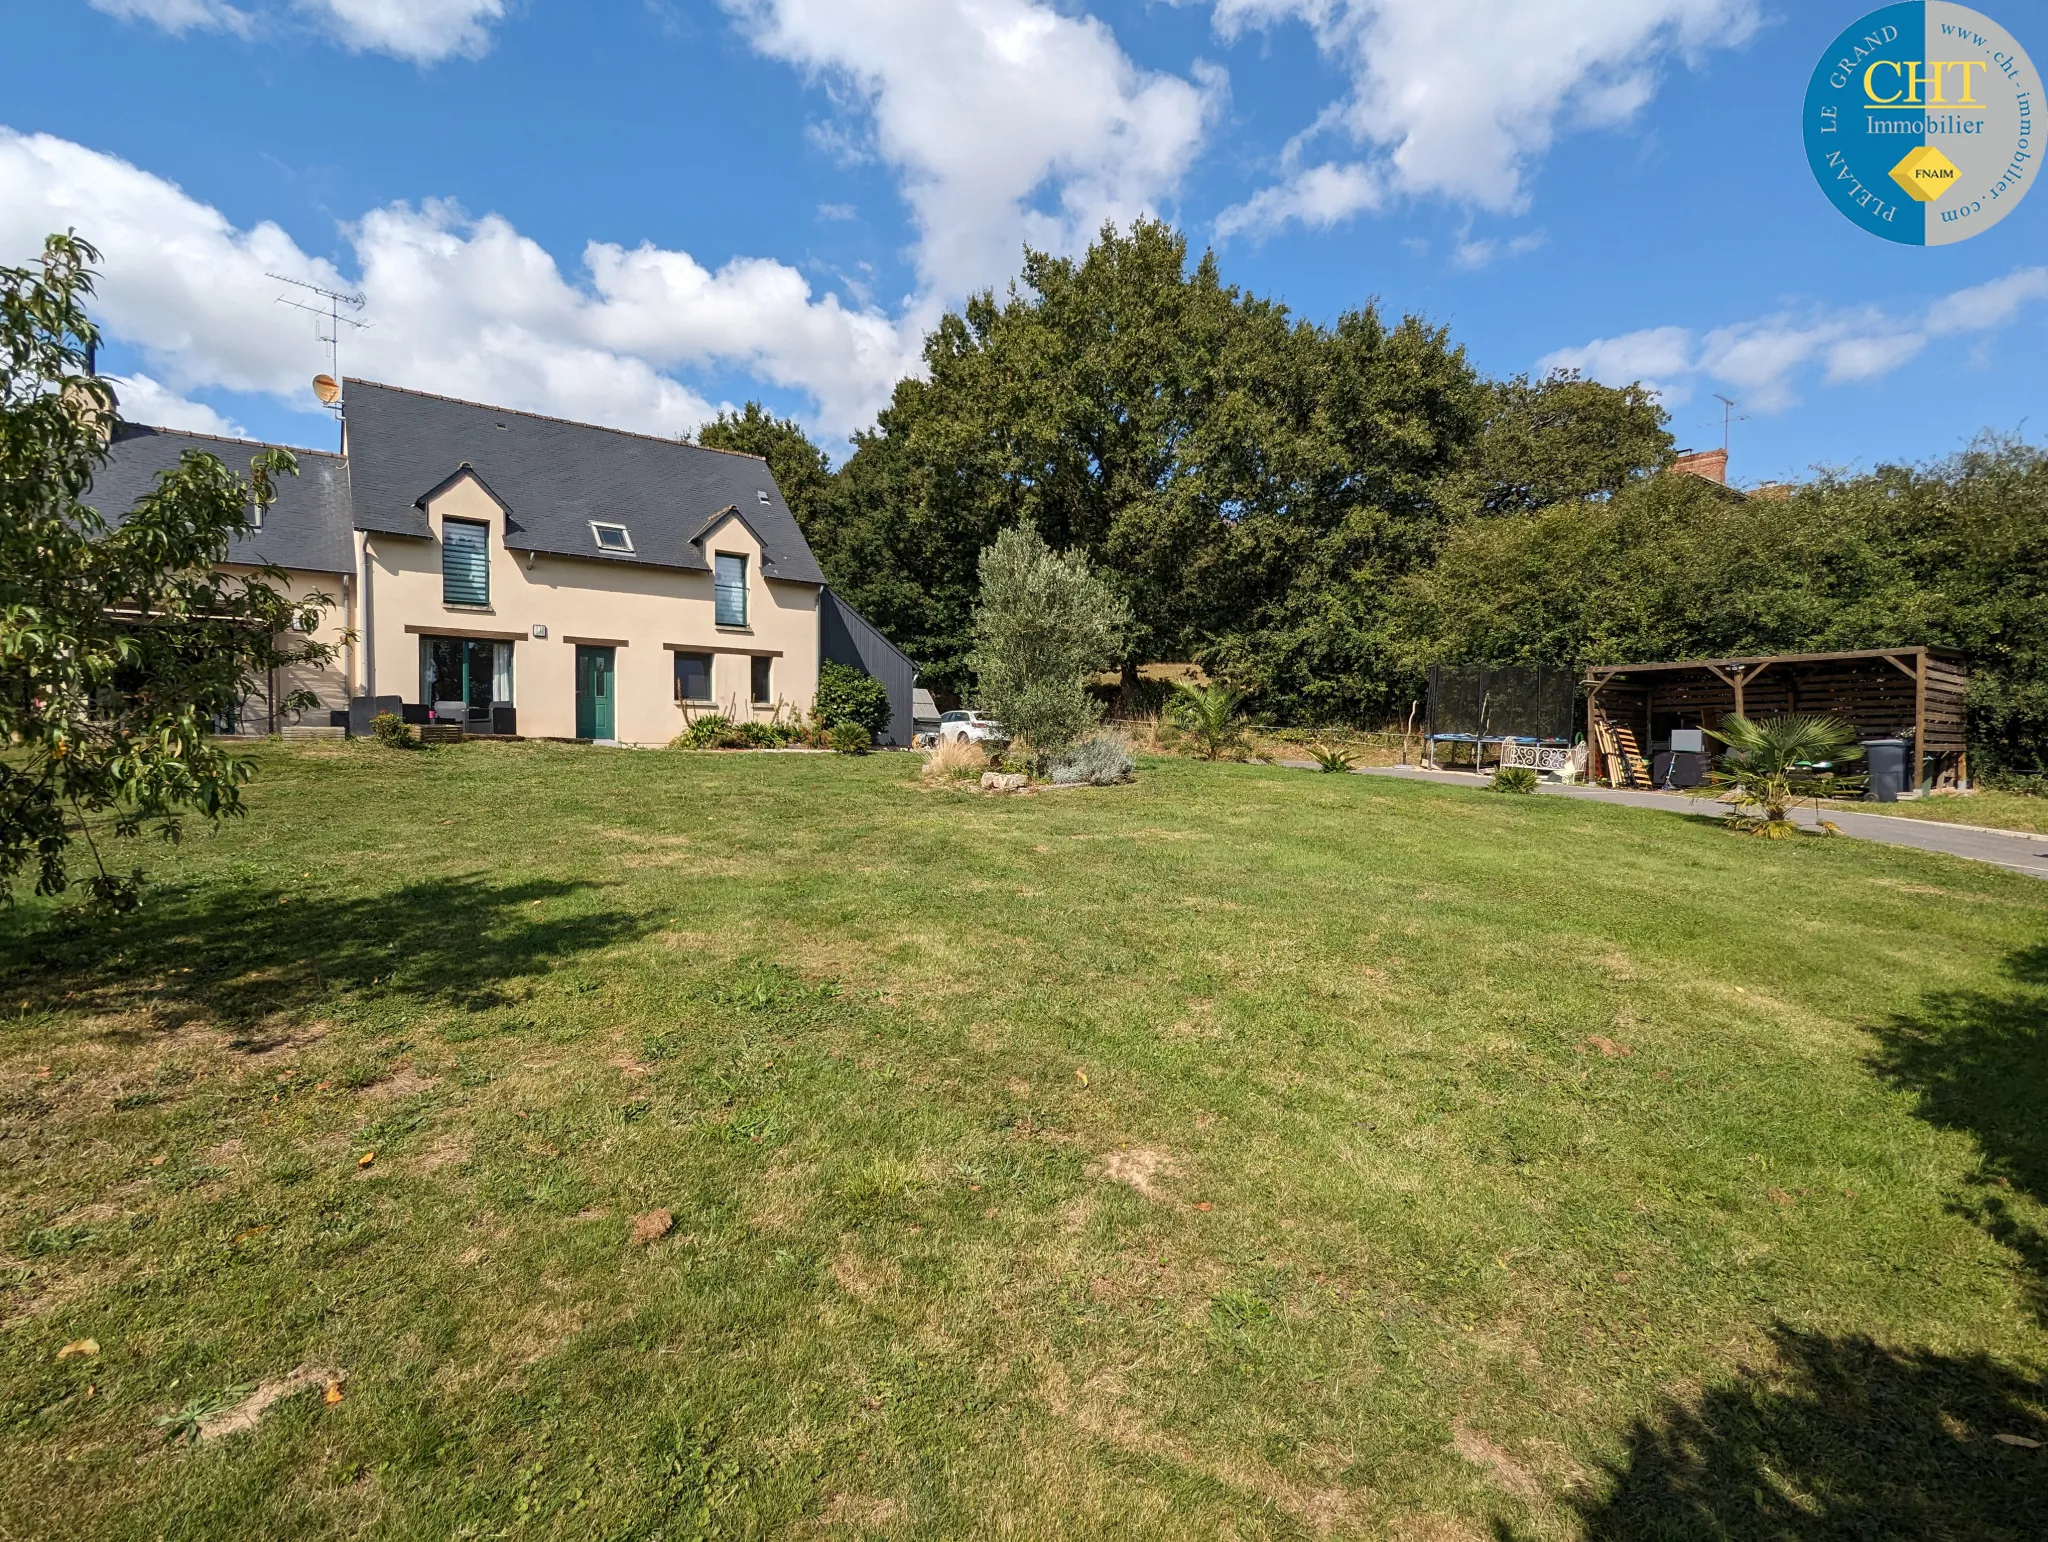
[419, 724, 466, 746]
[1595, 719, 1650, 788]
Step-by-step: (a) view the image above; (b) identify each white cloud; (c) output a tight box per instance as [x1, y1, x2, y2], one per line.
[0, 127, 925, 443]
[1538, 269, 2048, 412]
[1213, 159, 1378, 237]
[109, 373, 249, 438]
[720, 0, 1223, 293]
[1211, 0, 1759, 234]
[88, 0, 505, 62]
[1453, 231, 1545, 271]
[88, 0, 252, 35]
[1539, 324, 1695, 402]
[299, 0, 504, 63]
[1924, 267, 2048, 334]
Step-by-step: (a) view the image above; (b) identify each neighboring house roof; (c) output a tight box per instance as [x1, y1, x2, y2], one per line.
[341, 379, 826, 585]
[85, 423, 355, 576]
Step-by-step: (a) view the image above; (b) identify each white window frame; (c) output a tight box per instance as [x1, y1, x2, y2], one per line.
[590, 521, 634, 553]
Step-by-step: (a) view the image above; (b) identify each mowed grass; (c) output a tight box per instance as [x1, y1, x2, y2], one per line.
[4, 742, 2047, 1541]
[1825, 788, 2048, 836]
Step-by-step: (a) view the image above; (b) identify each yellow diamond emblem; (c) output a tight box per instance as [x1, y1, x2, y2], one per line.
[1890, 144, 1960, 202]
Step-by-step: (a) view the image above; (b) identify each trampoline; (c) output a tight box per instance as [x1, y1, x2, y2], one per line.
[1426, 665, 1575, 773]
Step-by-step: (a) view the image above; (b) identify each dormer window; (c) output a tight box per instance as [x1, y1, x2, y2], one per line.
[715, 552, 748, 627]
[590, 521, 633, 553]
[442, 518, 490, 606]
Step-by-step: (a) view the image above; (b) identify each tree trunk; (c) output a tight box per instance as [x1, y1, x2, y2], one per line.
[1117, 658, 1142, 717]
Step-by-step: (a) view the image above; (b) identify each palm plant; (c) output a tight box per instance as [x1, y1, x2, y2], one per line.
[1165, 681, 1250, 761]
[1308, 743, 1358, 773]
[1702, 713, 1866, 838]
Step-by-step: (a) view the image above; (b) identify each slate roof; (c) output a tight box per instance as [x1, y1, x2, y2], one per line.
[341, 379, 826, 585]
[85, 423, 355, 575]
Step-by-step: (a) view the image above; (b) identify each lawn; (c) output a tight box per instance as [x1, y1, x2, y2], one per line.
[1824, 788, 2048, 837]
[4, 742, 2046, 1540]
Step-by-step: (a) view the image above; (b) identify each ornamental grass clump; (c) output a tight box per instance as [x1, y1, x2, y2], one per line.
[920, 738, 990, 783]
[1047, 731, 1135, 786]
[826, 721, 871, 755]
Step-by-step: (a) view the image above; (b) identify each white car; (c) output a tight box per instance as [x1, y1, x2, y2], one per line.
[938, 710, 1006, 745]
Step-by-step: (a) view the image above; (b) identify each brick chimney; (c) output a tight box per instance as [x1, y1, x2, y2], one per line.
[1671, 447, 1728, 485]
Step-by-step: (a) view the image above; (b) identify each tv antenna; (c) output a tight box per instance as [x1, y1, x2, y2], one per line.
[269, 274, 368, 413]
[1711, 394, 1747, 456]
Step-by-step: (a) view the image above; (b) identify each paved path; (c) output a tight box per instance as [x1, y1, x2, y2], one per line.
[1353, 765, 2048, 880]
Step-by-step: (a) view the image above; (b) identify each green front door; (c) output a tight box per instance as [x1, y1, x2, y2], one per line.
[575, 646, 615, 740]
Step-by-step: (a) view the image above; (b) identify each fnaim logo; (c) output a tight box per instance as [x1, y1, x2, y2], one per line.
[1805, 3, 2038, 244]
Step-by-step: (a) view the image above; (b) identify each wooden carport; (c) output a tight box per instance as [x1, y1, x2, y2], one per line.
[1585, 647, 1968, 791]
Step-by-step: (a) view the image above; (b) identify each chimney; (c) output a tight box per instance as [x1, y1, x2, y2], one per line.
[1671, 448, 1728, 485]
[61, 378, 116, 446]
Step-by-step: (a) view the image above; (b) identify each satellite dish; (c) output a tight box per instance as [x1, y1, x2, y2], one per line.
[312, 374, 341, 405]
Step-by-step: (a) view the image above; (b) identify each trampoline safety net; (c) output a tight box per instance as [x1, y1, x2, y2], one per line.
[1427, 664, 1575, 741]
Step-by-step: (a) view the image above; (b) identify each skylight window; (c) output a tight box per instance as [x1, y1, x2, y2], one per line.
[590, 521, 633, 553]
[757, 489, 770, 504]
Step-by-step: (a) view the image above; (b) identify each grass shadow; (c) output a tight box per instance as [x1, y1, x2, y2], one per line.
[1564, 1324, 2048, 1540]
[0, 873, 655, 1032]
[1866, 942, 2048, 1320]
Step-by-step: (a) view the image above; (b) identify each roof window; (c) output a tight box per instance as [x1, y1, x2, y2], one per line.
[757, 489, 770, 504]
[590, 521, 633, 553]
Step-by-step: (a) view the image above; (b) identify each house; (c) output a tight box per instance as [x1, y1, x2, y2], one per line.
[86, 380, 916, 745]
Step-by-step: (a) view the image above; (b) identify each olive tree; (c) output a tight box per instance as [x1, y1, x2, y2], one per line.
[966, 524, 1129, 762]
[1, 233, 337, 911]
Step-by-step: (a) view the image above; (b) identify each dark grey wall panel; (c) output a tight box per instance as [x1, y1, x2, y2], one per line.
[819, 588, 915, 746]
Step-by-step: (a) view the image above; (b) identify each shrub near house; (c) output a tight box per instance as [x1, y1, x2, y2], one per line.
[812, 661, 892, 745]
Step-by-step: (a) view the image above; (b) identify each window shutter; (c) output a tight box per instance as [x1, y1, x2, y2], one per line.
[714, 553, 748, 627]
[442, 520, 491, 606]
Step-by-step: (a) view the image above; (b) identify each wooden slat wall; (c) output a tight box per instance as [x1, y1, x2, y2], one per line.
[1644, 678, 1736, 716]
[1922, 656, 1969, 752]
[1586, 654, 1971, 752]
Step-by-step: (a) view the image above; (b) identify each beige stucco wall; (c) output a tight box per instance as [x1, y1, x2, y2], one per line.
[219, 563, 353, 734]
[358, 475, 821, 744]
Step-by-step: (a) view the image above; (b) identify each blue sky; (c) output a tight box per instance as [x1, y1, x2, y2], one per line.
[4, 0, 2043, 486]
